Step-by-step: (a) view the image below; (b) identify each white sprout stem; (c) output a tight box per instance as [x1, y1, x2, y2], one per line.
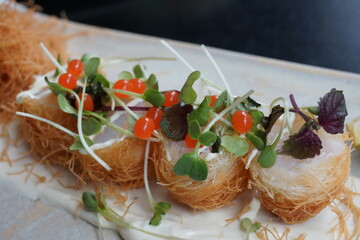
[104, 89, 139, 120]
[100, 57, 176, 67]
[16, 112, 77, 137]
[269, 97, 291, 147]
[110, 95, 116, 111]
[96, 214, 105, 240]
[39, 42, 66, 74]
[200, 44, 234, 101]
[104, 88, 143, 99]
[204, 89, 255, 132]
[130, 226, 188, 240]
[103, 89, 163, 142]
[245, 149, 259, 169]
[77, 79, 112, 171]
[143, 140, 156, 210]
[270, 96, 292, 134]
[160, 40, 222, 92]
[213, 112, 233, 128]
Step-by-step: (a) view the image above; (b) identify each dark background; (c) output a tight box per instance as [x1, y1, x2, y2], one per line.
[30, 0, 360, 74]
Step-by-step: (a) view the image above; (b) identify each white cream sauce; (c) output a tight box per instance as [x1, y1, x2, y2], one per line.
[0, 121, 359, 240]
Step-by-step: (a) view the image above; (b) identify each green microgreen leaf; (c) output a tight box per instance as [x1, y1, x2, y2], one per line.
[150, 213, 162, 226]
[146, 74, 159, 90]
[240, 217, 261, 240]
[69, 136, 94, 151]
[53, 54, 62, 78]
[173, 152, 194, 175]
[84, 57, 100, 76]
[133, 64, 145, 78]
[249, 110, 264, 127]
[160, 103, 193, 141]
[254, 129, 266, 143]
[189, 120, 201, 139]
[245, 133, 265, 150]
[213, 90, 229, 112]
[173, 153, 208, 181]
[45, 77, 67, 96]
[150, 201, 172, 226]
[308, 106, 319, 115]
[189, 157, 208, 181]
[90, 73, 111, 88]
[82, 117, 102, 136]
[80, 53, 92, 63]
[179, 71, 201, 104]
[246, 96, 262, 108]
[82, 190, 183, 239]
[198, 131, 217, 146]
[143, 89, 165, 107]
[57, 94, 77, 114]
[221, 135, 249, 157]
[211, 136, 222, 153]
[257, 145, 277, 168]
[187, 96, 211, 127]
[118, 71, 133, 80]
[82, 192, 98, 212]
[155, 201, 171, 215]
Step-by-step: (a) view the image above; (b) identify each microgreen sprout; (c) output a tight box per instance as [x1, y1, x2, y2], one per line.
[143, 141, 172, 226]
[257, 97, 289, 168]
[82, 190, 185, 240]
[256, 89, 348, 167]
[77, 77, 111, 170]
[200, 44, 234, 102]
[240, 217, 261, 240]
[39, 42, 66, 74]
[160, 40, 222, 93]
[53, 54, 62, 78]
[173, 89, 254, 181]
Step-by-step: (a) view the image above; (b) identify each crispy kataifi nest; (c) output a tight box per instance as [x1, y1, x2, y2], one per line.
[249, 118, 351, 224]
[0, 2, 70, 124]
[153, 140, 250, 210]
[16, 94, 152, 188]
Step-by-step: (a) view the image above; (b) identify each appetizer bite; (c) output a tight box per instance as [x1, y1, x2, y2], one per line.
[249, 90, 351, 223]
[0, 2, 69, 123]
[16, 48, 161, 188]
[153, 86, 255, 210]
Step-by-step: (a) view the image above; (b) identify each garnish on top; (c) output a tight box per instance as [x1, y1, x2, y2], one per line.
[257, 88, 348, 168]
[18, 43, 349, 180]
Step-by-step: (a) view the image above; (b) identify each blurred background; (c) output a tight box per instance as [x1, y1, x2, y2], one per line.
[31, 0, 360, 74]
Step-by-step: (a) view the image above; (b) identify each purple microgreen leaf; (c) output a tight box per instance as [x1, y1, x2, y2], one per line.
[160, 103, 193, 141]
[262, 105, 284, 136]
[289, 94, 311, 122]
[317, 88, 348, 134]
[280, 126, 323, 159]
